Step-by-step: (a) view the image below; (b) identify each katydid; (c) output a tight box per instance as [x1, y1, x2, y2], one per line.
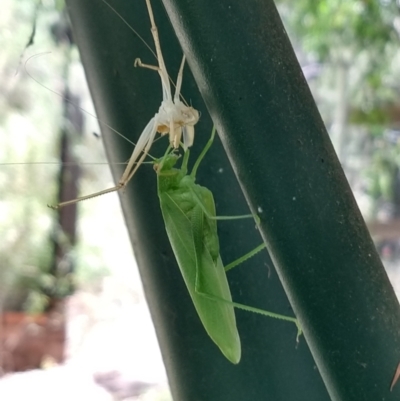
[155, 127, 302, 364]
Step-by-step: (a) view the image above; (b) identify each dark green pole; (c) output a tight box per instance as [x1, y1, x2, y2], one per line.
[162, 0, 400, 400]
[64, 0, 400, 400]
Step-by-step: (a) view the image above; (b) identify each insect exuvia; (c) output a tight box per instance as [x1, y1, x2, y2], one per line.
[50, 0, 199, 209]
[155, 127, 301, 364]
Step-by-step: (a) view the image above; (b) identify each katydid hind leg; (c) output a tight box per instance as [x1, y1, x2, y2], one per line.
[215, 235, 300, 338]
[200, 291, 302, 341]
[192, 243, 301, 342]
[191, 238, 301, 340]
[224, 243, 266, 272]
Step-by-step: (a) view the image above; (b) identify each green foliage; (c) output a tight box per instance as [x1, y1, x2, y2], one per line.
[0, 0, 112, 313]
[276, 0, 400, 218]
[277, 0, 400, 114]
[278, 0, 398, 59]
[368, 152, 397, 201]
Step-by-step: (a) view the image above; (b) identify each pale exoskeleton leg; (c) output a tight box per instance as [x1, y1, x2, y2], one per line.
[50, 0, 199, 209]
[50, 117, 159, 209]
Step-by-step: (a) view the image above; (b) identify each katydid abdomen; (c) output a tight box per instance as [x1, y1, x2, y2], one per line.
[158, 172, 241, 364]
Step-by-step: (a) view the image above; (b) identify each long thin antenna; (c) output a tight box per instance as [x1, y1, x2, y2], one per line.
[101, 0, 157, 60]
[25, 53, 137, 147]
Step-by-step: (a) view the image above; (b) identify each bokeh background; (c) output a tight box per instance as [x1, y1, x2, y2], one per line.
[0, 0, 399, 400]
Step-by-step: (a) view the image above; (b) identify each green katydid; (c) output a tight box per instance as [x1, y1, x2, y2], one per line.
[32, 0, 301, 362]
[155, 126, 301, 364]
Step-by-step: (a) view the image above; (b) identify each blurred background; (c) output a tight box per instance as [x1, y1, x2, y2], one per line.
[0, 0, 399, 400]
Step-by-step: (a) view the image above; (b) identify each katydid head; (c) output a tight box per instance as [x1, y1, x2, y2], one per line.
[154, 151, 185, 192]
[153, 152, 181, 175]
